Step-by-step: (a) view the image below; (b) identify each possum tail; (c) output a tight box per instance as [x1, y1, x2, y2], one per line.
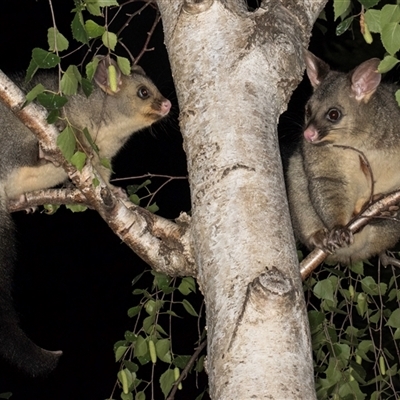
[0, 193, 61, 376]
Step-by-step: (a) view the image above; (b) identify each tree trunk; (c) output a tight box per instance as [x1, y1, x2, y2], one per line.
[156, 0, 326, 398]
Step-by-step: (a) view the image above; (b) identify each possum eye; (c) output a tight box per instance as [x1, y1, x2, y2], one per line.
[137, 86, 150, 99]
[326, 108, 341, 122]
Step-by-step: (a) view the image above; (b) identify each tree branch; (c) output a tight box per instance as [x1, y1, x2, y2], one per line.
[300, 190, 400, 280]
[0, 70, 196, 277]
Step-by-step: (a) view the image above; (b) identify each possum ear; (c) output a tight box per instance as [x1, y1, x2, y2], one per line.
[93, 56, 122, 95]
[304, 50, 330, 89]
[131, 64, 146, 76]
[351, 58, 381, 102]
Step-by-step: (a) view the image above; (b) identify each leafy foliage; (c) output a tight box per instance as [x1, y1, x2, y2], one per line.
[305, 258, 400, 399]
[332, 0, 400, 75]
[108, 271, 206, 400]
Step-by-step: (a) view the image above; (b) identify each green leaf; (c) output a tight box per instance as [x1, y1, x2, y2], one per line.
[86, 0, 101, 15]
[151, 271, 171, 291]
[313, 279, 334, 302]
[308, 310, 325, 333]
[333, 0, 351, 21]
[155, 323, 168, 336]
[102, 31, 118, 50]
[97, 0, 119, 6]
[25, 58, 39, 82]
[84, 19, 105, 38]
[178, 277, 196, 295]
[160, 369, 175, 398]
[65, 204, 87, 212]
[146, 202, 159, 213]
[338, 380, 366, 399]
[0, 393, 12, 399]
[349, 261, 364, 275]
[173, 355, 191, 369]
[195, 355, 205, 373]
[356, 293, 368, 318]
[333, 343, 350, 363]
[43, 204, 60, 214]
[124, 331, 137, 343]
[48, 27, 69, 52]
[386, 308, 400, 328]
[143, 315, 156, 334]
[394, 328, 400, 340]
[356, 340, 374, 362]
[127, 306, 141, 318]
[381, 4, 400, 25]
[145, 300, 156, 316]
[26, 48, 59, 79]
[32, 47, 61, 69]
[70, 151, 86, 171]
[369, 310, 381, 324]
[25, 83, 46, 104]
[127, 180, 152, 194]
[359, 0, 380, 8]
[135, 392, 145, 400]
[71, 12, 89, 44]
[381, 22, 400, 55]
[115, 345, 128, 362]
[100, 157, 112, 170]
[156, 339, 171, 363]
[37, 92, 68, 110]
[81, 78, 93, 98]
[134, 336, 148, 358]
[361, 276, 378, 295]
[396, 90, 400, 107]
[378, 55, 399, 73]
[336, 16, 354, 35]
[182, 299, 198, 316]
[123, 360, 139, 373]
[86, 58, 100, 81]
[61, 65, 81, 95]
[365, 9, 381, 33]
[323, 357, 342, 387]
[130, 194, 140, 205]
[117, 56, 131, 75]
[45, 109, 58, 125]
[57, 125, 76, 161]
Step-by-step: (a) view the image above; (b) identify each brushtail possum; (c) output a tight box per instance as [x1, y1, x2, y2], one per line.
[286, 51, 400, 265]
[0, 57, 171, 376]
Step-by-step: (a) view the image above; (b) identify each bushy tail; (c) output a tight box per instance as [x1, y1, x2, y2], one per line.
[0, 193, 61, 376]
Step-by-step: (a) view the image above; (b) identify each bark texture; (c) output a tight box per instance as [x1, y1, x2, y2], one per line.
[157, 0, 326, 398]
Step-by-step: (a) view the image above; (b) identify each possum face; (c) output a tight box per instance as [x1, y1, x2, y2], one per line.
[117, 71, 171, 129]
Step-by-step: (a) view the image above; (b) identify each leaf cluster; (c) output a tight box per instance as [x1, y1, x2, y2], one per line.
[332, 0, 400, 74]
[109, 271, 207, 400]
[305, 257, 400, 399]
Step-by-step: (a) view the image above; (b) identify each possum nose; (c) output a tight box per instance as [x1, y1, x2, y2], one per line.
[160, 99, 171, 116]
[304, 125, 319, 142]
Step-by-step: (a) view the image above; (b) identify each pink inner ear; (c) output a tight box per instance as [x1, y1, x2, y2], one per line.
[304, 51, 331, 89]
[351, 58, 381, 101]
[305, 54, 321, 88]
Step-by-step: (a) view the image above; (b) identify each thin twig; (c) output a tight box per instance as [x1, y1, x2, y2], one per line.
[166, 339, 207, 400]
[135, 10, 161, 64]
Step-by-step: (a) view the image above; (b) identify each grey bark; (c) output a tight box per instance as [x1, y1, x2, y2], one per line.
[156, 0, 327, 398]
